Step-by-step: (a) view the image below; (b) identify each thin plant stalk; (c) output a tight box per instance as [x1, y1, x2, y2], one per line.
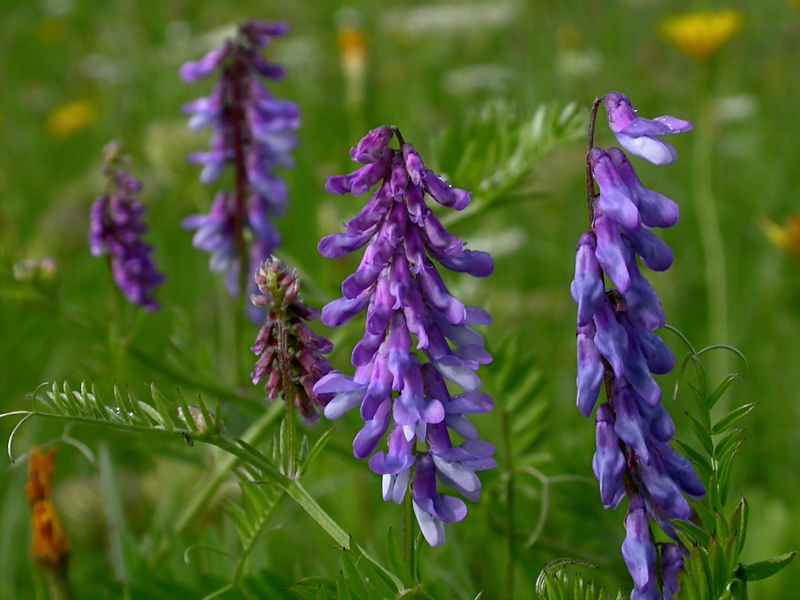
[693, 104, 729, 389]
[229, 50, 250, 390]
[274, 313, 298, 477]
[402, 484, 417, 583]
[501, 409, 516, 600]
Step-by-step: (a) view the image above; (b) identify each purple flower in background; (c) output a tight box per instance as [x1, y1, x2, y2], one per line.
[89, 141, 164, 311]
[314, 126, 495, 545]
[181, 20, 298, 321]
[572, 92, 700, 597]
[250, 258, 333, 421]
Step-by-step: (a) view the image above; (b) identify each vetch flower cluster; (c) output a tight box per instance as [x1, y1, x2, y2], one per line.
[89, 141, 165, 312]
[180, 20, 299, 319]
[313, 126, 496, 546]
[251, 258, 334, 422]
[572, 92, 702, 599]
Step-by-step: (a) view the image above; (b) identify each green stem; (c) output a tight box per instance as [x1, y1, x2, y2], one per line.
[43, 569, 73, 600]
[693, 106, 729, 389]
[274, 305, 297, 478]
[501, 409, 516, 600]
[147, 403, 282, 567]
[402, 484, 416, 583]
[98, 443, 131, 585]
[210, 437, 357, 548]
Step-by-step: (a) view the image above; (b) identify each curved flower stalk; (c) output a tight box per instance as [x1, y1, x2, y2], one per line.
[314, 126, 496, 546]
[250, 258, 334, 422]
[572, 92, 701, 599]
[89, 141, 165, 311]
[180, 20, 299, 320]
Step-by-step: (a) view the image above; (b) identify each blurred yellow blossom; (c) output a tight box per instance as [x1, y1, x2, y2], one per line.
[760, 214, 800, 258]
[338, 26, 366, 73]
[46, 100, 96, 138]
[336, 10, 367, 111]
[660, 10, 744, 61]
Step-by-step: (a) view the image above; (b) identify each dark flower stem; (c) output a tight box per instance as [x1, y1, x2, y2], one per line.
[228, 47, 250, 387]
[391, 125, 406, 147]
[585, 98, 616, 402]
[585, 98, 602, 221]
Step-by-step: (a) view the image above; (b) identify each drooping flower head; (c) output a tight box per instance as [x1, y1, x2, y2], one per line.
[250, 258, 334, 422]
[314, 126, 496, 546]
[89, 141, 165, 311]
[572, 93, 702, 597]
[180, 20, 299, 320]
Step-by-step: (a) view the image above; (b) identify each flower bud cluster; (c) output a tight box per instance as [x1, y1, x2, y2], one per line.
[572, 93, 700, 599]
[89, 141, 165, 311]
[180, 20, 299, 320]
[313, 127, 496, 546]
[250, 258, 334, 422]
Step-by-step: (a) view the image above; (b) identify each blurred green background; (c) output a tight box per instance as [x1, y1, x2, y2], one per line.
[2, 0, 799, 598]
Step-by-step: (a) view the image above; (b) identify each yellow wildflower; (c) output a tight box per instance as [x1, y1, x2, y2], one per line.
[337, 26, 367, 72]
[760, 214, 800, 258]
[46, 100, 96, 138]
[337, 20, 367, 110]
[660, 10, 744, 61]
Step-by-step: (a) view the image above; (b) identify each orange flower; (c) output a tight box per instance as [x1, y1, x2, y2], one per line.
[26, 447, 57, 503]
[27, 448, 70, 571]
[31, 500, 70, 570]
[760, 214, 800, 258]
[660, 10, 744, 61]
[46, 100, 96, 138]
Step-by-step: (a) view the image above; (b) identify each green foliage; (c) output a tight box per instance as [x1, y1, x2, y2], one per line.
[670, 346, 796, 598]
[6, 380, 407, 597]
[3, 3, 800, 597]
[535, 560, 623, 600]
[432, 101, 584, 228]
[288, 545, 410, 600]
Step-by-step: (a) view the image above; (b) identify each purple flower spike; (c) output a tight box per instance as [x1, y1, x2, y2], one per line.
[181, 20, 298, 322]
[603, 92, 692, 166]
[574, 92, 698, 596]
[89, 142, 165, 312]
[315, 127, 493, 545]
